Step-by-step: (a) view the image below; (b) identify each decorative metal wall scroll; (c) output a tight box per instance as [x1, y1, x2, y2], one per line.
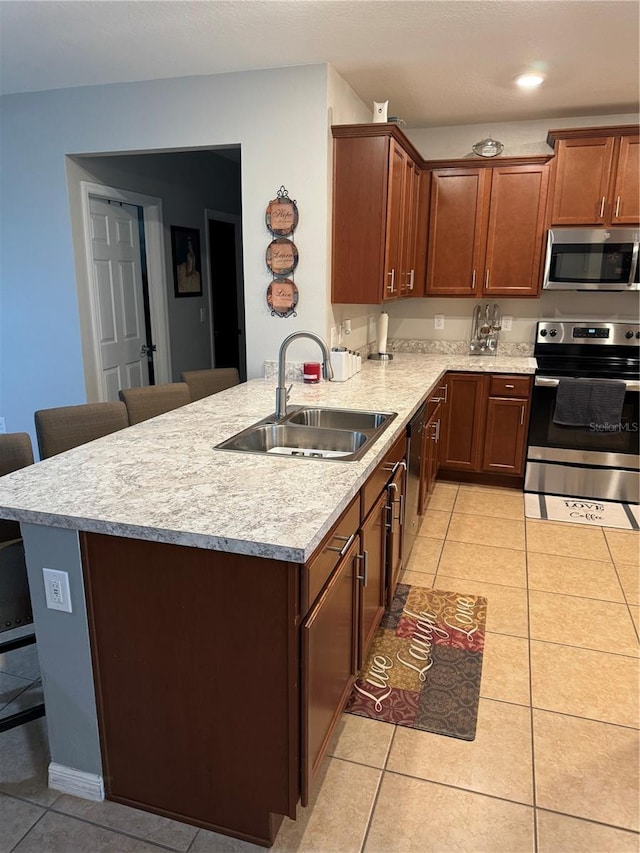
[265, 186, 299, 317]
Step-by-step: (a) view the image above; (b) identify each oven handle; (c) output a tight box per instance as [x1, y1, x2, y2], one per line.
[535, 376, 640, 392]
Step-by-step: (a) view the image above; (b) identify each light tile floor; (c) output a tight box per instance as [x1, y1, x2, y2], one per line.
[1, 482, 639, 852]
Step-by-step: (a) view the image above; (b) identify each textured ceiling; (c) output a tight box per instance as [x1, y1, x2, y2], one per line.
[0, 0, 638, 127]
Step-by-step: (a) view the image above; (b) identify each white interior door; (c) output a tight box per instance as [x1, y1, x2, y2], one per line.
[89, 196, 150, 400]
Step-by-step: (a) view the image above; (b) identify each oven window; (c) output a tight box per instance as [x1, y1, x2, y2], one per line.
[550, 242, 634, 285]
[529, 386, 639, 455]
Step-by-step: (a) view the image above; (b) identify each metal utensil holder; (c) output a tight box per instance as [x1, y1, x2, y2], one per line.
[469, 302, 502, 356]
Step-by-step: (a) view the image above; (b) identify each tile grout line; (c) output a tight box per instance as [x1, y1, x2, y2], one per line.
[8, 807, 50, 853]
[358, 723, 398, 853]
[603, 531, 640, 644]
[524, 522, 540, 853]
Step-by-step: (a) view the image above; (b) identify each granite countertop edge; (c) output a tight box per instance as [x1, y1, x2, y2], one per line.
[0, 354, 536, 562]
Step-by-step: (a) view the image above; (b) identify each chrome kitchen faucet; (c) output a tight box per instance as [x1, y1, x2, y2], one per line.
[275, 331, 334, 418]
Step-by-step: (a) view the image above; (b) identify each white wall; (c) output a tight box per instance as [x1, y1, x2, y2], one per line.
[0, 65, 331, 441]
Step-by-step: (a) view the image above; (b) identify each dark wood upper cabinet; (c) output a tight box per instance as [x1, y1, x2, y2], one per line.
[425, 162, 549, 298]
[331, 124, 425, 304]
[547, 126, 639, 226]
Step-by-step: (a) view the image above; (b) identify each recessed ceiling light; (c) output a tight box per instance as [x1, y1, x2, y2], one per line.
[516, 73, 545, 88]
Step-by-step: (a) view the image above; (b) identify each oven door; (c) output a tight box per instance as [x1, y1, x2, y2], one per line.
[526, 376, 640, 502]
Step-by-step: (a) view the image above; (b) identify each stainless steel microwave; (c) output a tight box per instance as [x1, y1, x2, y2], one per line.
[543, 227, 640, 291]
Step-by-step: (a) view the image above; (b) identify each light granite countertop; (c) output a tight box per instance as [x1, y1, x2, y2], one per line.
[0, 354, 536, 563]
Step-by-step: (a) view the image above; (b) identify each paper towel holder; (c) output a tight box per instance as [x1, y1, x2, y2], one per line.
[368, 352, 393, 360]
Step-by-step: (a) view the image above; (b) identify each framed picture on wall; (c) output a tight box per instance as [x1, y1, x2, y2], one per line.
[171, 226, 202, 297]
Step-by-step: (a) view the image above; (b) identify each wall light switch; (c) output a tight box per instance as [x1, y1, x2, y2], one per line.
[502, 316, 513, 331]
[43, 568, 72, 613]
[199, 307, 206, 323]
[434, 314, 445, 330]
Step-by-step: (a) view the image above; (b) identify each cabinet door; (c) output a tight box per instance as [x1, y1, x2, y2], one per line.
[301, 535, 359, 805]
[383, 141, 407, 300]
[426, 168, 491, 296]
[386, 462, 406, 607]
[611, 135, 640, 225]
[402, 159, 421, 297]
[359, 492, 387, 667]
[419, 406, 441, 513]
[483, 164, 549, 297]
[439, 373, 487, 471]
[482, 397, 529, 475]
[549, 137, 615, 225]
[332, 135, 390, 303]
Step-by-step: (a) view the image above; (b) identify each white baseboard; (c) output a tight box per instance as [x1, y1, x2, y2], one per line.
[48, 762, 104, 801]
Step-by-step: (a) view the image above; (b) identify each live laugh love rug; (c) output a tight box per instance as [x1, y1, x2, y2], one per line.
[345, 584, 487, 741]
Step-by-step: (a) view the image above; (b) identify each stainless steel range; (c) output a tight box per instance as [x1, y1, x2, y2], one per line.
[525, 320, 640, 504]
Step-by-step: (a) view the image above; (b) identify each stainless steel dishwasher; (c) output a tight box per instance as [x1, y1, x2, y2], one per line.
[404, 400, 427, 562]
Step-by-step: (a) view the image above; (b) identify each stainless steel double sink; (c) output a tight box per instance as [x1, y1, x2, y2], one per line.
[215, 406, 397, 461]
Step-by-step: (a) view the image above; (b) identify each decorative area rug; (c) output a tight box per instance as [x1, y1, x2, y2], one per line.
[525, 493, 640, 530]
[345, 584, 486, 741]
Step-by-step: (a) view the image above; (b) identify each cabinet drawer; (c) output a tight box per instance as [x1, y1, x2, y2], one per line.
[301, 495, 360, 614]
[489, 375, 531, 398]
[360, 433, 407, 522]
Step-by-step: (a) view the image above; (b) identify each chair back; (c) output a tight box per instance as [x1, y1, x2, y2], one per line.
[181, 368, 240, 401]
[35, 401, 129, 459]
[0, 433, 35, 543]
[119, 382, 191, 425]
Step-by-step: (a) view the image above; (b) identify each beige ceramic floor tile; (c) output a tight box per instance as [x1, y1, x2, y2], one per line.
[437, 539, 527, 588]
[405, 536, 443, 573]
[417, 509, 451, 539]
[527, 552, 624, 602]
[617, 563, 640, 605]
[435, 575, 529, 638]
[533, 709, 640, 831]
[0, 793, 45, 853]
[0, 718, 59, 807]
[13, 810, 167, 852]
[630, 605, 640, 636]
[453, 489, 524, 520]
[459, 483, 523, 495]
[448, 513, 526, 550]
[387, 698, 533, 804]
[480, 632, 531, 706]
[400, 570, 435, 589]
[529, 591, 640, 657]
[365, 773, 534, 853]
[327, 713, 394, 768]
[526, 519, 610, 561]
[605, 529, 640, 567]
[52, 794, 198, 850]
[423, 482, 458, 512]
[537, 810, 640, 853]
[531, 641, 640, 728]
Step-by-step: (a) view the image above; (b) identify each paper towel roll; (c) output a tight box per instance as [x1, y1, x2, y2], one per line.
[377, 312, 389, 355]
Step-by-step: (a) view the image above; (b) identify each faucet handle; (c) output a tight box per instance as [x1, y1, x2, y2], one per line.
[286, 383, 292, 402]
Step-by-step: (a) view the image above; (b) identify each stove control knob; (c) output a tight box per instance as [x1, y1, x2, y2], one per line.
[625, 331, 634, 339]
[636, 331, 640, 339]
[540, 329, 547, 337]
[549, 329, 557, 337]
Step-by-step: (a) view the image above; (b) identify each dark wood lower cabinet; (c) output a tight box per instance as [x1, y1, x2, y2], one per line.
[386, 462, 406, 606]
[482, 396, 529, 475]
[359, 492, 388, 668]
[301, 534, 359, 806]
[439, 373, 487, 470]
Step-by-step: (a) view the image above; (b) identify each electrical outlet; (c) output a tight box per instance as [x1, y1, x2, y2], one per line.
[0, 417, 5, 434]
[43, 568, 72, 613]
[434, 314, 445, 330]
[502, 315, 513, 331]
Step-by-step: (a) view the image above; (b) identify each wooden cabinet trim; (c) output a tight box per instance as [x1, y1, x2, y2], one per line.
[332, 122, 424, 164]
[547, 125, 640, 146]
[424, 155, 552, 170]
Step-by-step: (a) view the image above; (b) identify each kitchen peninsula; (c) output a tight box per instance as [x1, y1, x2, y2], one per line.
[0, 353, 534, 847]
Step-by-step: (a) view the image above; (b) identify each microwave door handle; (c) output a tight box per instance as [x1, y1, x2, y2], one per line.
[535, 376, 640, 392]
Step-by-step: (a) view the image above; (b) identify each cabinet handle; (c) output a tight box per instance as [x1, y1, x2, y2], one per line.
[484, 269, 490, 290]
[614, 196, 621, 219]
[356, 551, 369, 586]
[599, 196, 606, 219]
[394, 493, 404, 523]
[327, 532, 356, 556]
[505, 384, 515, 389]
[471, 269, 477, 289]
[435, 418, 440, 441]
[407, 269, 415, 291]
[520, 405, 525, 425]
[387, 270, 395, 293]
[440, 384, 448, 403]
